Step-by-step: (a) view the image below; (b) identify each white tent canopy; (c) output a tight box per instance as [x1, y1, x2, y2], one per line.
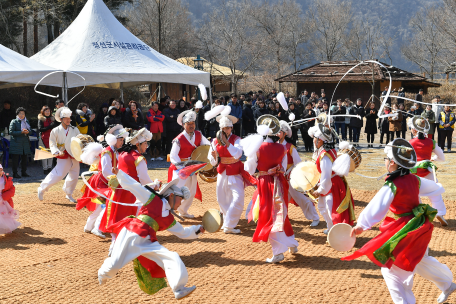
[31, 0, 209, 92]
[0, 44, 56, 86]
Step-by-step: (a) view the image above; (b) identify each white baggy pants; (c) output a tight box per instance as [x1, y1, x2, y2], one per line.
[216, 172, 244, 229]
[288, 185, 320, 221]
[84, 205, 104, 232]
[269, 231, 299, 256]
[99, 228, 189, 292]
[381, 249, 453, 304]
[317, 193, 334, 229]
[173, 171, 197, 215]
[422, 172, 446, 216]
[40, 157, 80, 196]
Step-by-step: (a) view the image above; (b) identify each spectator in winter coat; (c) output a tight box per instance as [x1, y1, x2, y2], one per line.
[123, 101, 144, 131]
[104, 106, 122, 127]
[51, 99, 65, 117]
[331, 99, 346, 140]
[438, 105, 455, 152]
[95, 103, 109, 136]
[432, 96, 443, 142]
[378, 104, 391, 144]
[253, 100, 269, 122]
[396, 87, 406, 105]
[228, 94, 243, 136]
[242, 99, 255, 136]
[193, 101, 205, 134]
[9, 107, 31, 178]
[397, 103, 407, 139]
[301, 102, 316, 152]
[421, 104, 436, 139]
[75, 103, 96, 138]
[163, 100, 181, 154]
[147, 102, 165, 160]
[349, 98, 365, 145]
[38, 106, 56, 174]
[344, 99, 352, 140]
[388, 103, 403, 141]
[288, 102, 299, 145]
[0, 101, 16, 132]
[415, 88, 424, 103]
[364, 102, 378, 147]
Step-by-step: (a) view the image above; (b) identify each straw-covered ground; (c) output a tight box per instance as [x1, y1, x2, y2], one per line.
[1, 147, 456, 303]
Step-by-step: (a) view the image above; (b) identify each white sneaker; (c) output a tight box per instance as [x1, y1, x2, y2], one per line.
[179, 213, 195, 219]
[66, 195, 77, 203]
[156, 156, 163, 160]
[437, 215, 448, 226]
[266, 253, 284, 263]
[223, 228, 241, 234]
[289, 246, 298, 254]
[310, 220, 320, 227]
[37, 187, 44, 201]
[323, 229, 329, 235]
[91, 228, 106, 239]
[150, 157, 155, 161]
[174, 285, 196, 300]
[438, 282, 456, 303]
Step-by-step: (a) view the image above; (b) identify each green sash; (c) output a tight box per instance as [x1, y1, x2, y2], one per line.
[373, 204, 437, 265]
[133, 258, 167, 295]
[410, 160, 437, 174]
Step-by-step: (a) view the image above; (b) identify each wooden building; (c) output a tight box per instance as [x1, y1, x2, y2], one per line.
[275, 60, 441, 106]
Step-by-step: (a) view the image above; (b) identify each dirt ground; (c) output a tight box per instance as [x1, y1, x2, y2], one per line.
[1, 163, 456, 304]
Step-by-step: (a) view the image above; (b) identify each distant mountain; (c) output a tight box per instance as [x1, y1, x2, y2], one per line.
[185, 0, 437, 73]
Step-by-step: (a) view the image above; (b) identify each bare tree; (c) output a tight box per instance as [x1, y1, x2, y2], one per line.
[198, 0, 265, 94]
[124, 0, 198, 59]
[308, 0, 352, 61]
[252, 0, 309, 77]
[402, 8, 447, 80]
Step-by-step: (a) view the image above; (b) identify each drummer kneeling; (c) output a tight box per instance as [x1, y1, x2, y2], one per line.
[98, 168, 204, 300]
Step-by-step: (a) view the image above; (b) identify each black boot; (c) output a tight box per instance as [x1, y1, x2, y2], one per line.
[22, 172, 30, 177]
[13, 173, 21, 178]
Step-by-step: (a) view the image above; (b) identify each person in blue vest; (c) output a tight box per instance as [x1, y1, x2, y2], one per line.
[438, 104, 455, 152]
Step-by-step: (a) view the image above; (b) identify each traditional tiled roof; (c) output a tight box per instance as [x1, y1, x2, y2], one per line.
[176, 57, 244, 78]
[275, 60, 440, 86]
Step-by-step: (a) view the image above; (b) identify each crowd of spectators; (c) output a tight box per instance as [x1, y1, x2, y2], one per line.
[0, 88, 455, 177]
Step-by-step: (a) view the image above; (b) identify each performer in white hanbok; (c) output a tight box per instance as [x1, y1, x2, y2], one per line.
[207, 114, 256, 234]
[38, 107, 81, 203]
[76, 125, 128, 238]
[277, 121, 320, 227]
[408, 116, 448, 225]
[98, 169, 202, 300]
[343, 139, 456, 304]
[168, 110, 210, 218]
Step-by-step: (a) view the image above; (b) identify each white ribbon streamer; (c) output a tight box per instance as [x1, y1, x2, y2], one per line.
[34, 70, 86, 104]
[81, 171, 143, 206]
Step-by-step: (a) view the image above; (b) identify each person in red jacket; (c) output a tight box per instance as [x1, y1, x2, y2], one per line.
[0, 164, 20, 234]
[146, 102, 165, 161]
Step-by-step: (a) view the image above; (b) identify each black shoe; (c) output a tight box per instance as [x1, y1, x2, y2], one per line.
[13, 173, 21, 178]
[22, 172, 30, 177]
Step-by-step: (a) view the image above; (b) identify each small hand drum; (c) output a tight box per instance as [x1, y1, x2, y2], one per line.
[289, 161, 320, 193]
[327, 223, 356, 252]
[202, 209, 223, 233]
[71, 134, 95, 162]
[338, 146, 362, 172]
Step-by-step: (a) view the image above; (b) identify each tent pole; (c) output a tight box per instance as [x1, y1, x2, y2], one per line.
[62, 72, 68, 106]
[120, 82, 124, 103]
[158, 83, 161, 101]
[209, 86, 213, 107]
